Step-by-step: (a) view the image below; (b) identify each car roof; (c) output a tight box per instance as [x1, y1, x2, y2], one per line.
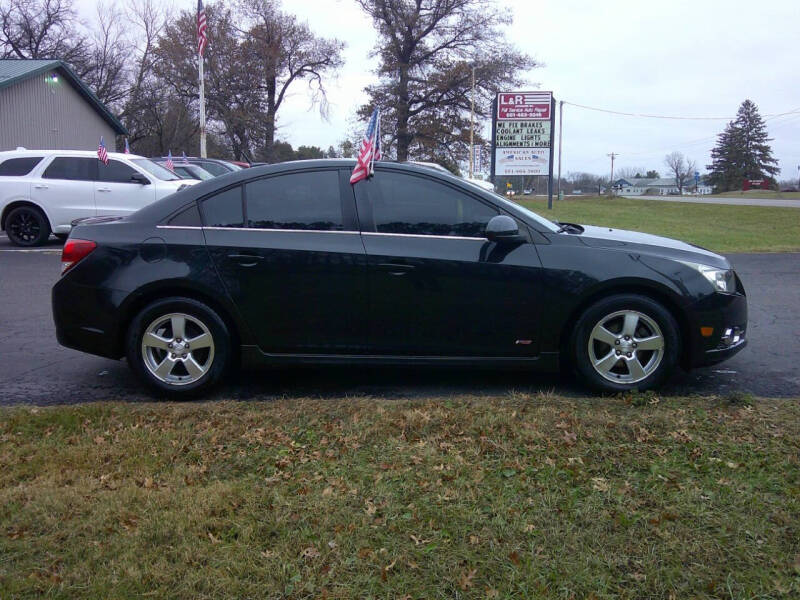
[0, 149, 147, 160]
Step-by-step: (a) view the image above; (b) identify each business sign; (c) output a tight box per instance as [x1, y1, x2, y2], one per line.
[497, 92, 552, 120]
[492, 90, 554, 177]
[472, 145, 483, 172]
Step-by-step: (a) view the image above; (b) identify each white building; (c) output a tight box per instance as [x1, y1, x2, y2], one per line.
[614, 177, 712, 196]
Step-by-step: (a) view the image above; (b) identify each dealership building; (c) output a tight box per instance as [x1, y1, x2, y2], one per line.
[0, 59, 127, 152]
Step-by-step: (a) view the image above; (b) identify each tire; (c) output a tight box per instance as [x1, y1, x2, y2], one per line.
[572, 294, 681, 393]
[5, 206, 51, 246]
[126, 297, 231, 397]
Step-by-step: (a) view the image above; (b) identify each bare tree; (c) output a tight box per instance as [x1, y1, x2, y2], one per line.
[356, 0, 538, 163]
[615, 167, 649, 181]
[664, 151, 696, 194]
[81, 2, 128, 108]
[0, 0, 88, 64]
[236, 0, 344, 162]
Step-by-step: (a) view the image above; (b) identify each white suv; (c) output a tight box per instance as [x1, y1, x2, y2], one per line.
[0, 149, 199, 246]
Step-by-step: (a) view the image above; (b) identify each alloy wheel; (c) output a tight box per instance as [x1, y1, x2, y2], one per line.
[141, 312, 215, 386]
[8, 210, 41, 244]
[587, 309, 664, 384]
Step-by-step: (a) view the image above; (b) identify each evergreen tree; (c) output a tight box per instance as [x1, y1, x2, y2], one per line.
[707, 100, 778, 192]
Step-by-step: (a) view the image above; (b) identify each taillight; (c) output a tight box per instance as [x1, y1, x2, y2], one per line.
[61, 239, 97, 274]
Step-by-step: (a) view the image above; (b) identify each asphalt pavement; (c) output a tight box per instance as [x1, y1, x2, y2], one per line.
[630, 195, 800, 208]
[0, 233, 798, 405]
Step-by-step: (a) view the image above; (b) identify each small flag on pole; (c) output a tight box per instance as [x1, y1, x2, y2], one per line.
[197, 0, 208, 57]
[350, 108, 381, 184]
[182, 151, 189, 164]
[165, 150, 175, 171]
[124, 138, 130, 154]
[97, 136, 109, 165]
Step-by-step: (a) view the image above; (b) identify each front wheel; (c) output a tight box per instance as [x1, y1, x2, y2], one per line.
[572, 294, 681, 393]
[126, 297, 231, 397]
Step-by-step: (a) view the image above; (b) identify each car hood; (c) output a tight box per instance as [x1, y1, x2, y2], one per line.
[576, 224, 729, 269]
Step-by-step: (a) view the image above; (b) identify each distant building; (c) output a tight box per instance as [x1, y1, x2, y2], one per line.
[0, 59, 127, 151]
[614, 177, 712, 196]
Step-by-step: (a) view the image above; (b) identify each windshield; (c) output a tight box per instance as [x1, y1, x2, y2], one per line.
[131, 158, 181, 181]
[460, 179, 560, 232]
[175, 165, 213, 180]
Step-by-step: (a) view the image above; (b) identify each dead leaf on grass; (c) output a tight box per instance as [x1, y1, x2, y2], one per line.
[459, 568, 477, 590]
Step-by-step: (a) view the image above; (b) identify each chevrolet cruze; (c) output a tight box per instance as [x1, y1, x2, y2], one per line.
[52, 160, 747, 396]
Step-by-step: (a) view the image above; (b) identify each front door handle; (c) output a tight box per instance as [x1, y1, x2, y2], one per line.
[34, 184, 49, 190]
[377, 262, 415, 276]
[97, 187, 111, 192]
[227, 253, 263, 267]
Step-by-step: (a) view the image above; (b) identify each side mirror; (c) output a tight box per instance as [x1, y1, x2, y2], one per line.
[486, 215, 525, 243]
[130, 172, 150, 185]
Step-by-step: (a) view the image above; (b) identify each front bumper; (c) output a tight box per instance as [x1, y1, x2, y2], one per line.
[686, 288, 748, 368]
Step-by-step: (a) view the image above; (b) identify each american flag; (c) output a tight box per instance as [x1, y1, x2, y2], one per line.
[165, 150, 175, 171]
[350, 108, 381, 184]
[124, 138, 130, 154]
[197, 0, 208, 57]
[97, 136, 109, 165]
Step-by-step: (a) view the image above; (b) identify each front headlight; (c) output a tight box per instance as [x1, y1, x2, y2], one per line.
[681, 262, 736, 293]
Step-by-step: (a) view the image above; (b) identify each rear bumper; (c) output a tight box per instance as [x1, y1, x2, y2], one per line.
[52, 277, 124, 360]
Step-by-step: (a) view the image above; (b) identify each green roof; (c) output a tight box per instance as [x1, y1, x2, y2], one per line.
[0, 59, 128, 135]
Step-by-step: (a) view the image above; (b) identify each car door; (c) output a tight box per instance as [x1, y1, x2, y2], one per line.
[355, 169, 543, 357]
[96, 159, 156, 215]
[201, 168, 369, 354]
[35, 156, 97, 229]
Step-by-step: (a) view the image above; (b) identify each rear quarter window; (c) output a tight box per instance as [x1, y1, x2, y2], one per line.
[0, 156, 43, 176]
[201, 186, 244, 227]
[168, 203, 202, 226]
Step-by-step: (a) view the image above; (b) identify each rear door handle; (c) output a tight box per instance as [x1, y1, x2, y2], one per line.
[97, 187, 111, 192]
[227, 253, 263, 267]
[34, 184, 48, 190]
[377, 262, 415, 276]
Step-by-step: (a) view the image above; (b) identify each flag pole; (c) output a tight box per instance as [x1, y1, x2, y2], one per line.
[199, 51, 207, 158]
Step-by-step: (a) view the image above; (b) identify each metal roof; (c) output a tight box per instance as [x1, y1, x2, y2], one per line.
[0, 59, 128, 135]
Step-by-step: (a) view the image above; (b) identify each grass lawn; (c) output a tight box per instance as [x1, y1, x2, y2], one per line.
[2, 394, 799, 598]
[518, 196, 800, 253]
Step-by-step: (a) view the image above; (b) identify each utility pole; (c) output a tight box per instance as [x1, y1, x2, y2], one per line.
[556, 100, 563, 200]
[607, 152, 617, 196]
[469, 66, 476, 179]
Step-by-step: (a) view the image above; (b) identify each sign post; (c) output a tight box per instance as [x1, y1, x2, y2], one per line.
[490, 91, 556, 208]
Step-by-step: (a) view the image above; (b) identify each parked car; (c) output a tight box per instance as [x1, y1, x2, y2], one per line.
[523, 188, 533, 195]
[158, 157, 242, 177]
[154, 161, 214, 181]
[0, 149, 198, 246]
[53, 160, 747, 397]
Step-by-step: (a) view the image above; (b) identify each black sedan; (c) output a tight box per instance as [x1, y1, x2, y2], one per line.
[52, 160, 747, 396]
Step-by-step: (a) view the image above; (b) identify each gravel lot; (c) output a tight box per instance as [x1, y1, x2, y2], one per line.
[1, 233, 797, 405]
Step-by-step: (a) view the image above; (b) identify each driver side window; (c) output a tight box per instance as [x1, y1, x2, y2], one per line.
[367, 171, 498, 238]
[98, 160, 140, 184]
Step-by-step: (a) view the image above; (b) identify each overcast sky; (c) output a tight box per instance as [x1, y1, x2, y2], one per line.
[78, 0, 800, 178]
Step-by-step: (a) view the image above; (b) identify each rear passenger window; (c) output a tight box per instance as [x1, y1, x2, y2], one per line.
[168, 203, 202, 226]
[201, 186, 244, 227]
[245, 171, 343, 231]
[0, 157, 43, 176]
[43, 157, 96, 181]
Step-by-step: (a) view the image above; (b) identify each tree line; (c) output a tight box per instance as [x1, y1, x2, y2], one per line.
[0, 0, 537, 167]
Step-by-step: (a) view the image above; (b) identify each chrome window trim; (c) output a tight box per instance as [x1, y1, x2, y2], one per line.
[207, 226, 358, 234]
[361, 231, 487, 242]
[156, 225, 203, 230]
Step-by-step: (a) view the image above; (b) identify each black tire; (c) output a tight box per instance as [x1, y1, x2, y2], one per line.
[572, 294, 681, 393]
[126, 297, 231, 397]
[5, 205, 51, 246]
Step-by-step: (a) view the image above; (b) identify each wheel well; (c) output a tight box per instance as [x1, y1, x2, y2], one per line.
[558, 285, 690, 371]
[116, 286, 243, 364]
[1, 201, 50, 231]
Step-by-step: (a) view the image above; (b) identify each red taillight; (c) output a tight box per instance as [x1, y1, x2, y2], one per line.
[61, 239, 96, 274]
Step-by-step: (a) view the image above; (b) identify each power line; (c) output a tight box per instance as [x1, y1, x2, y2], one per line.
[563, 101, 800, 121]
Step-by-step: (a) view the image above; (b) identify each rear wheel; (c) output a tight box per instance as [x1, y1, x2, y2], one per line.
[572, 294, 680, 393]
[6, 206, 50, 246]
[126, 297, 231, 397]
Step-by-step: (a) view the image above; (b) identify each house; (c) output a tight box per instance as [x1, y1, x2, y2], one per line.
[614, 177, 712, 196]
[0, 59, 127, 152]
